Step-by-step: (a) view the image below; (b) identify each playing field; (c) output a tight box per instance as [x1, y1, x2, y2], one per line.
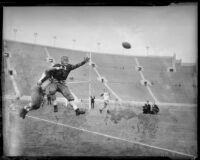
[2, 40, 197, 158]
[4, 98, 197, 158]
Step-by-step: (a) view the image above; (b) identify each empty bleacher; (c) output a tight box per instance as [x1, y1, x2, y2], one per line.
[137, 56, 196, 103]
[3, 40, 196, 104]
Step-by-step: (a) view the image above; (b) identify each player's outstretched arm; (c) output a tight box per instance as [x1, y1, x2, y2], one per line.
[71, 57, 90, 70]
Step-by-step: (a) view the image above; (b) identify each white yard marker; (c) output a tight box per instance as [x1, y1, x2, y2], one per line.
[135, 57, 159, 102]
[21, 114, 195, 158]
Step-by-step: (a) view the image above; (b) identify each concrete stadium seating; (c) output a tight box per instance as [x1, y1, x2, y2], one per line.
[3, 40, 196, 104]
[137, 56, 196, 103]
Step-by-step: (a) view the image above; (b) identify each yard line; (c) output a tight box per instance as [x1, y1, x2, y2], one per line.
[4, 95, 196, 108]
[135, 58, 159, 102]
[22, 114, 195, 158]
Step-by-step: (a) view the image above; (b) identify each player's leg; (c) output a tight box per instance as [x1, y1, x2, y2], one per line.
[57, 83, 85, 115]
[19, 85, 44, 119]
[50, 94, 58, 112]
[52, 99, 58, 112]
[47, 94, 51, 105]
[99, 101, 107, 113]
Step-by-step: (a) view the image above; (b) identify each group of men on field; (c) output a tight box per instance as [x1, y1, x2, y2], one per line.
[143, 100, 159, 115]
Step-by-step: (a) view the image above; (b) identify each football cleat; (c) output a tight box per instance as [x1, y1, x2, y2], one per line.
[54, 105, 58, 112]
[19, 108, 28, 119]
[75, 108, 85, 116]
[99, 109, 102, 114]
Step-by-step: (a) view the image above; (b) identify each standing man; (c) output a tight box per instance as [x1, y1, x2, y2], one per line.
[99, 89, 110, 114]
[19, 56, 90, 119]
[90, 96, 95, 109]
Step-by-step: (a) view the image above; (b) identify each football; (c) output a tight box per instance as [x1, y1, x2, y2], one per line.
[122, 42, 131, 49]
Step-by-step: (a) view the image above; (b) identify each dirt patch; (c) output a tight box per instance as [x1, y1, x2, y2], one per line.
[107, 108, 137, 124]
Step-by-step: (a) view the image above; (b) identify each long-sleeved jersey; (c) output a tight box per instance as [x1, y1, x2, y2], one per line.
[41, 60, 87, 83]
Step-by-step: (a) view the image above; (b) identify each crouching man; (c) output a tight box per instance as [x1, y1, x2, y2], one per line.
[143, 100, 151, 114]
[19, 56, 90, 119]
[151, 102, 159, 115]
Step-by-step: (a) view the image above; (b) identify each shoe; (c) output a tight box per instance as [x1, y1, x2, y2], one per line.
[75, 108, 85, 116]
[99, 109, 102, 114]
[54, 105, 58, 112]
[19, 108, 28, 119]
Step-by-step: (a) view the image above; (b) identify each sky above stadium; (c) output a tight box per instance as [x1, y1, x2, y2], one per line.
[3, 4, 197, 63]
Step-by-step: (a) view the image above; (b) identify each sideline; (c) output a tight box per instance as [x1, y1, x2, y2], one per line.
[4, 94, 196, 108]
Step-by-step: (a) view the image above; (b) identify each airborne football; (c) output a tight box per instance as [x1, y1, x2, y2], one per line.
[122, 42, 131, 49]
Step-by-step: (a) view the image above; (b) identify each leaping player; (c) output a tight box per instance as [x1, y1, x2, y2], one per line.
[19, 56, 90, 119]
[99, 89, 110, 114]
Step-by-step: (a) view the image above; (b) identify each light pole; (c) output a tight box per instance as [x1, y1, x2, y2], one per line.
[13, 29, 18, 41]
[34, 32, 38, 44]
[73, 39, 76, 49]
[53, 36, 57, 47]
[146, 46, 149, 56]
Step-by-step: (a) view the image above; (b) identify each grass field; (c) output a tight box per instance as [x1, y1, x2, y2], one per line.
[4, 98, 197, 157]
[2, 40, 197, 158]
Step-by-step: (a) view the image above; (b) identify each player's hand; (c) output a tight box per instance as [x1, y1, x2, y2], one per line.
[84, 57, 90, 63]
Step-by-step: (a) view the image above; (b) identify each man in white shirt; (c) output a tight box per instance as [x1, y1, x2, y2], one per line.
[99, 89, 110, 114]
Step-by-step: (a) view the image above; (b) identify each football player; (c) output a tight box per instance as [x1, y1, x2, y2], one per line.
[19, 56, 90, 119]
[99, 89, 110, 114]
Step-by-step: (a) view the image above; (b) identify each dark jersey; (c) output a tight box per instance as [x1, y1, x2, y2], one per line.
[91, 96, 95, 102]
[43, 60, 87, 82]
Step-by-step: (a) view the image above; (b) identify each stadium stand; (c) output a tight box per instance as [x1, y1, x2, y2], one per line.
[3, 40, 197, 104]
